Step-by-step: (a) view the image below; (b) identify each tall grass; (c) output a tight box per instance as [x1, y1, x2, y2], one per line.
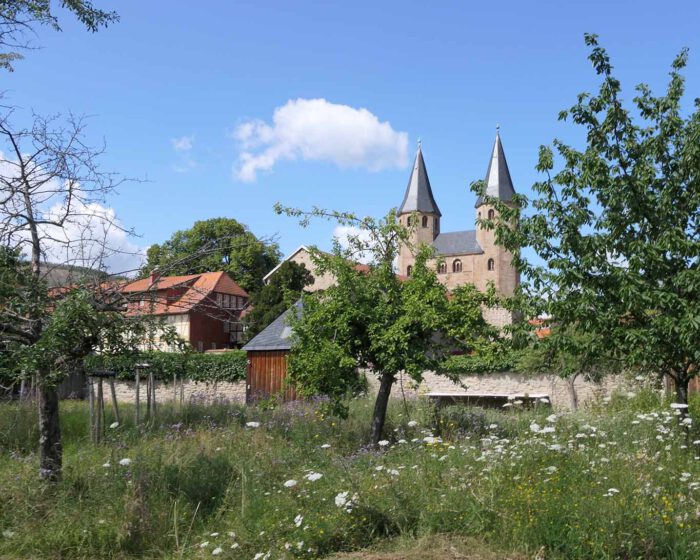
[1, 390, 699, 558]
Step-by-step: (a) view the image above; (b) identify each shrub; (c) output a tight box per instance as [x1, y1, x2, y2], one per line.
[84, 350, 247, 383]
[439, 349, 519, 375]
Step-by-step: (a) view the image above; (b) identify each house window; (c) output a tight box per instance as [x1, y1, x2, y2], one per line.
[488, 209, 495, 220]
[224, 321, 230, 333]
[422, 215, 428, 228]
[407, 216, 413, 226]
[438, 262, 446, 274]
[216, 293, 223, 306]
[453, 259, 462, 273]
[407, 265, 413, 277]
[488, 258, 495, 271]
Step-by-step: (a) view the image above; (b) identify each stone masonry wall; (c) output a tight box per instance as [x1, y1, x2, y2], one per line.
[110, 379, 247, 405]
[109, 371, 623, 410]
[366, 371, 624, 410]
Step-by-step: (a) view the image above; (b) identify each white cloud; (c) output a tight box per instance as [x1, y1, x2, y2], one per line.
[37, 200, 146, 276]
[171, 135, 194, 152]
[234, 98, 409, 182]
[333, 225, 375, 265]
[170, 135, 196, 173]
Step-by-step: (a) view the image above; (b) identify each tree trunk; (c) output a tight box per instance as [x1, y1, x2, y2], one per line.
[370, 371, 394, 445]
[567, 372, 580, 411]
[38, 373, 62, 481]
[675, 375, 689, 405]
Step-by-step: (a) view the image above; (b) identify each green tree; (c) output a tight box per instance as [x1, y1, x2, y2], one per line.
[0, 0, 118, 71]
[141, 217, 280, 295]
[277, 206, 496, 444]
[516, 325, 617, 409]
[478, 34, 699, 404]
[244, 260, 313, 339]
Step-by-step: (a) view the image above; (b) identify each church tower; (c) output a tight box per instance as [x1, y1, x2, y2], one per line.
[397, 143, 441, 277]
[474, 129, 519, 296]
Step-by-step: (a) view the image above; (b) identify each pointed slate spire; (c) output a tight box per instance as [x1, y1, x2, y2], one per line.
[398, 142, 441, 216]
[475, 127, 516, 208]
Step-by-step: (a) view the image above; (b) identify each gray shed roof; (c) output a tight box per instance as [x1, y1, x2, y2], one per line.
[475, 131, 516, 208]
[398, 145, 441, 217]
[432, 230, 483, 256]
[242, 300, 302, 352]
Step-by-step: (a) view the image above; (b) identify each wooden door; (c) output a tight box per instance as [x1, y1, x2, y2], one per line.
[246, 351, 296, 403]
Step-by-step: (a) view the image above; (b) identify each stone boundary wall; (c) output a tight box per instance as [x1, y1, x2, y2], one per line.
[109, 372, 624, 410]
[366, 371, 625, 409]
[111, 379, 247, 405]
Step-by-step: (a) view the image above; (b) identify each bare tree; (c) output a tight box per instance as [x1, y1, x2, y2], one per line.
[0, 108, 132, 480]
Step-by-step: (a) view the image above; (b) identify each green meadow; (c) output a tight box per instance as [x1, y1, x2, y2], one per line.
[1, 391, 699, 559]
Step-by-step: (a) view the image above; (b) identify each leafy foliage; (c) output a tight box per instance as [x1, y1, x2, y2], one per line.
[84, 349, 247, 383]
[141, 217, 280, 295]
[244, 260, 313, 340]
[277, 206, 501, 441]
[440, 344, 519, 376]
[0, 0, 119, 71]
[474, 34, 700, 401]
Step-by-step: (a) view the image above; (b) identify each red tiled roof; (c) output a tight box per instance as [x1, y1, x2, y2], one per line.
[121, 271, 248, 316]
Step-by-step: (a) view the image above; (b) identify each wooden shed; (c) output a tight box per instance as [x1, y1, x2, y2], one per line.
[242, 301, 301, 403]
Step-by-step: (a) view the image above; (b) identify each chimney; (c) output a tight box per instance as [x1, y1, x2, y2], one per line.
[149, 266, 161, 286]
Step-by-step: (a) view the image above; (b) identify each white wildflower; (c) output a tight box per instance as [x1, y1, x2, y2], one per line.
[246, 421, 261, 428]
[546, 414, 557, 423]
[283, 479, 298, 488]
[102, 462, 111, 468]
[377, 440, 389, 447]
[199, 541, 210, 548]
[304, 472, 323, 482]
[118, 458, 131, 466]
[109, 422, 119, 429]
[212, 547, 222, 555]
[294, 514, 303, 527]
[530, 423, 541, 433]
[335, 491, 349, 507]
[671, 403, 689, 409]
[407, 420, 418, 427]
[210, 532, 219, 537]
[320, 443, 331, 449]
[2, 530, 15, 539]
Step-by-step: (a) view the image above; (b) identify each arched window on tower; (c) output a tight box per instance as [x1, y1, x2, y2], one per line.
[452, 259, 462, 273]
[422, 215, 428, 228]
[407, 216, 413, 226]
[407, 265, 413, 277]
[488, 209, 495, 220]
[434, 217, 439, 231]
[487, 258, 495, 271]
[437, 262, 446, 274]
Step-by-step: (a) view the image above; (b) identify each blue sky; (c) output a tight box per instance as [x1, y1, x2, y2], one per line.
[5, 0, 699, 273]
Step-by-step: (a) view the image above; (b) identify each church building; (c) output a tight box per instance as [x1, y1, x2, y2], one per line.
[397, 131, 520, 325]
